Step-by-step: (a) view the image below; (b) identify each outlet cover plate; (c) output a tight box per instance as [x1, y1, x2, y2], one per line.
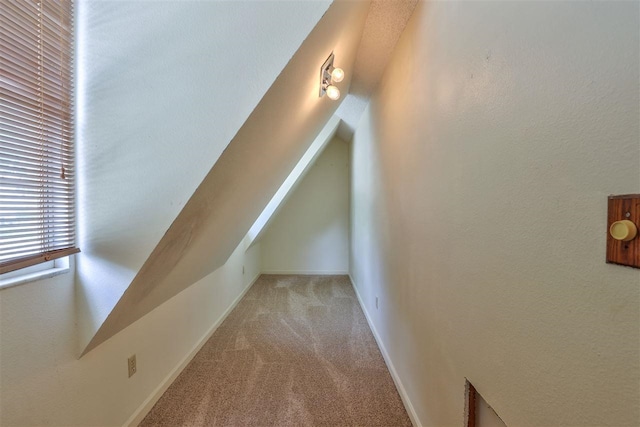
[128, 354, 137, 378]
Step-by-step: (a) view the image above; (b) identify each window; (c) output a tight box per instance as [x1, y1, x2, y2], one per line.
[0, 0, 78, 274]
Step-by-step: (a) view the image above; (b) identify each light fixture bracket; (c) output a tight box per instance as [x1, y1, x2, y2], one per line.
[319, 52, 336, 97]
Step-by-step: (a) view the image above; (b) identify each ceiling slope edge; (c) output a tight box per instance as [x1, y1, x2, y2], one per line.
[245, 115, 341, 249]
[336, 0, 419, 141]
[81, 0, 372, 356]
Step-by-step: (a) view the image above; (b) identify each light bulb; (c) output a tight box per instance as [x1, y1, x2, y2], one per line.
[331, 67, 344, 83]
[325, 85, 340, 100]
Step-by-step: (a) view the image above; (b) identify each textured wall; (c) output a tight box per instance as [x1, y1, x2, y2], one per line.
[261, 138, 350, 274]
[247, 115, 340, 247]
[350, 1, 640, 425]
[0, 241, 261, 426]
[0, 0, 329, 424]
[82, 0, 372, 354]
[75, 0, 332, 351]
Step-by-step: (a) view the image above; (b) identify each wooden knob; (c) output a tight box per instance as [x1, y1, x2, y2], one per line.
[610, 220, 638, 242]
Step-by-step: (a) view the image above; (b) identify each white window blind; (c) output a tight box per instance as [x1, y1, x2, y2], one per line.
[0, 0, 78, 274]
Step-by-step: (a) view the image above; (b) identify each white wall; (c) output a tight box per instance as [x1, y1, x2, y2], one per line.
[247, 115, 340, 247]
[75, 0, 331, 350]
[350, 1, 640, 426]
[0, 242, 261, 426]
[1, 0, 325, 423]
[261, 138, 350, 274]
[80, 0, 372, 354]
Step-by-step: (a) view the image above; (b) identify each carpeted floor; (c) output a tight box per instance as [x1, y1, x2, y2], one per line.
[139, 275, 412, 427]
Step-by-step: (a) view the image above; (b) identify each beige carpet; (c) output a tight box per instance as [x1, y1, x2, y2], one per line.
[139, 275, 412, 427]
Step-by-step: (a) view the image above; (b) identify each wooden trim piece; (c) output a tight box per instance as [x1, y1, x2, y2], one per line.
[0, 247, 80, 274]
[465, 379, 476, 427]
[606, 195, 640, 268]
[608, 194, 640, 200]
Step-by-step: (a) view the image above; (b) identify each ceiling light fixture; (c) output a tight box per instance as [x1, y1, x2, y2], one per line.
[331, 67, 344, 83]
[319, 52, 344, 101]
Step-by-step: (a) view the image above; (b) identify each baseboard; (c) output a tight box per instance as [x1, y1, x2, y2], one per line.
[123, 272, 261, 427]
[348, 274, 422, 427]
[261, 270, 349, 275]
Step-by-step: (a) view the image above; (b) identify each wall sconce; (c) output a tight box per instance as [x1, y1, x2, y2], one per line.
[319, 52, 344, 101]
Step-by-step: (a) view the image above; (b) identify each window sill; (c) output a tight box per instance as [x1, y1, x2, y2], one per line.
[0, 259, 70, 290]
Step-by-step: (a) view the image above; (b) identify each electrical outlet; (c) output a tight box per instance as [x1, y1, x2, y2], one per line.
[128, 354, 137, 378]
[376, 296, 378, 309]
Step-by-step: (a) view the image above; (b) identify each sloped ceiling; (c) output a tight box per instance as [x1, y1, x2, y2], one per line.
[336, 0, 419, 140]
[75, 0, 333, 350]
[246, 115, 341, 248]
[82, 0, 372, 355]
[245, 0, 420, 255]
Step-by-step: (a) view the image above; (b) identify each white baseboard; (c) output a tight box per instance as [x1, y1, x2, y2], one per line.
[348, 275, 422, 427]
[123, 272, 261, 427]
[261, 270, 349, 275]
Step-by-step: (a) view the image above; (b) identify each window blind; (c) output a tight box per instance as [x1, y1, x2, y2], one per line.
[0, 0, 78, 274]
